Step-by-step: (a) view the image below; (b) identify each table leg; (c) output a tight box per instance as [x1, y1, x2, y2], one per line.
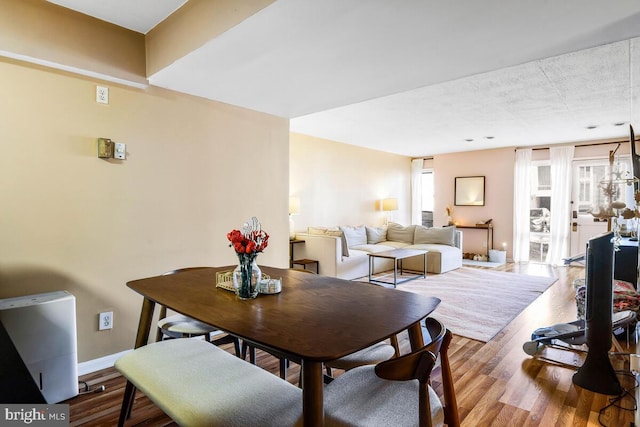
[121, 298, 156, 422]
[368, 255, 372, 282]
[393, 259, 398, 288]
[407, 321, 425, 351]
[422, 252, 427, 278]
[134, 298, 156, 349]
[301, 360, 324, 426]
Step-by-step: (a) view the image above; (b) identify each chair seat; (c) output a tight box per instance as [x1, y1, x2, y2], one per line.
[158, 314, 217, 337]
[324, 365, 444, 427]
[325, 342, 396, 370]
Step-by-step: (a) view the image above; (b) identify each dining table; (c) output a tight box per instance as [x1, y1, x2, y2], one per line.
[124, 266, 441, 426]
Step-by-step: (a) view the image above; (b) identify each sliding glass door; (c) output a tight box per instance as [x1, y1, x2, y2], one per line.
[529, 162, 551, 262]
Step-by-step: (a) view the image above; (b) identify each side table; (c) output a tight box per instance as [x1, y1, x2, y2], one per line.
[291, 259, 319, 274]
[289, 239, 319, 274]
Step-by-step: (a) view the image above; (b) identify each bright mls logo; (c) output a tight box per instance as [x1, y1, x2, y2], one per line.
[1, 405, 68, 426]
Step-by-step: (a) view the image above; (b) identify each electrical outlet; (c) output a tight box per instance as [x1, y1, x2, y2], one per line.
[96, 86, 109, 104]
[99, 312, 113, 330]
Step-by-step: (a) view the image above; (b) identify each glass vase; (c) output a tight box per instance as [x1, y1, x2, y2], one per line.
[233, 255, 261, 299]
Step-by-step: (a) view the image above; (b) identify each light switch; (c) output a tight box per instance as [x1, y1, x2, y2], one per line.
[114, 142, 126, 160]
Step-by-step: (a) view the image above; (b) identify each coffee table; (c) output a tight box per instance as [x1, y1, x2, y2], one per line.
[368, 248, 428, 287]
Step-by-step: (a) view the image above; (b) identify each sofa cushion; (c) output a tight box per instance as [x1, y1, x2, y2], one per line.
[386, 223, 416, 244]
[351, 244, 395, 254]
[308, 226, 350, 257]
[379, 241, 411, 249]
[339, 225, 368, 248]
[345, 249, 369, 258]
[365, 226, 387, 244]
[414, 225, 456, 246]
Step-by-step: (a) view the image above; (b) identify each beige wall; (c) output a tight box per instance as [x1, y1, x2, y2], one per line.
[289, 135, 517, 259]
[0, 0, 146, 85]
[434, 148, 515, 257]
[147, 0, 276, 76]
[290, 133, 412, 230]
[0, 59, 289, 362]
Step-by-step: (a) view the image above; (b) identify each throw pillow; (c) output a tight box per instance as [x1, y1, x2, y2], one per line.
[414, 225, 456, 246]
[307, 226, 350, 257]
[386, 222, 416, 244]
[307, 226, 330, 235]
[366, 226, 387, 244]
[339, 225, 368, 248]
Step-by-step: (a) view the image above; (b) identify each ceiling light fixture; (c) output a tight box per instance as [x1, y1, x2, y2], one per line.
[586, 125, 598, 129]
[614, 122, 626, 127]
[485, 136, 494, 140]
[465, 139, 474, 142]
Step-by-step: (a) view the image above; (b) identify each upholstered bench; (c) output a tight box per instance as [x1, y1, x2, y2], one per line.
[115, 338, 302, 427]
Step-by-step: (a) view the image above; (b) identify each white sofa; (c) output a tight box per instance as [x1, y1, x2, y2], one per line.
[294, 223, 463, 280]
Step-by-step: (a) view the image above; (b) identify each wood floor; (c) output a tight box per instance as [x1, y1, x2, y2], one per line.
[65, 263, 638, 426]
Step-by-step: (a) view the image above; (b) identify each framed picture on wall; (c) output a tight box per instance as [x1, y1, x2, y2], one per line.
[455, 176, 485, 206]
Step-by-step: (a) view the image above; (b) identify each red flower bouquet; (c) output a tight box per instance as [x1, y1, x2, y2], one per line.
[227, 217, 269, 299]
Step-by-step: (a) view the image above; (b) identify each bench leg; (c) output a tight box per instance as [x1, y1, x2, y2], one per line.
[118, 380, 137, 427]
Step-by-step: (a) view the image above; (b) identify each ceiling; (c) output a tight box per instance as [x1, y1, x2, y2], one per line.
[47, 0, 640, 157]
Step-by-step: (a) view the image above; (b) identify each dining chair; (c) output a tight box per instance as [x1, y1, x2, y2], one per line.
[324, 336, 399, 378]
[323, 317, 459, 427]
[156, 267, 241, 357]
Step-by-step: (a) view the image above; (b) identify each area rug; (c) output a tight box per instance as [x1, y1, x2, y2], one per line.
[362, 267, 557, 342]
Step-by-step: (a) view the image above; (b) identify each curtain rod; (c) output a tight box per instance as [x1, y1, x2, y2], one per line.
[522, 137, 634, 151]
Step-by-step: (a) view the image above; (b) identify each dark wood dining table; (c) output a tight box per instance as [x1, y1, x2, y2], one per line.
[125, 266, 441, 426]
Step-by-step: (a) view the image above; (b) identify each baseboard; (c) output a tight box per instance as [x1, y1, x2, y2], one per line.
[462, 259, 504, 268]
[78, 349, 132, 376]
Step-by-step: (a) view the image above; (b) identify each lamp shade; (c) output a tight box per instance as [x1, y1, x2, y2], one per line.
[289, 197, 300, 215]
[382, 198, 398, 211]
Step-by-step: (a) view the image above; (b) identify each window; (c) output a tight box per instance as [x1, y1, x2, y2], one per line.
[574, 157, 632, 214]
[421, 171, 434, 227]
[529, 162, 551, 262]
[537, 165, 551, 191]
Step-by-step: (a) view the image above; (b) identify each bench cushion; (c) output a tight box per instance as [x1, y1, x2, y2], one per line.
[115, 338, 302, 427]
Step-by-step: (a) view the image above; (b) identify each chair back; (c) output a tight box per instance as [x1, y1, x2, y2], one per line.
[156, 267, 208, 341]
[375, 317, 459, 427]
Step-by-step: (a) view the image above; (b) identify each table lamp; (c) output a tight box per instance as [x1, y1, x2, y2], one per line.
[289, 197, 300, 239]
[382, 198, 398, 225]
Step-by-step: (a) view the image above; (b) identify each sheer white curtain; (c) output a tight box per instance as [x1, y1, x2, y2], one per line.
[411, 159, 423, 225]
[513, 149, 532, 263]
[546, 146, 575, 265]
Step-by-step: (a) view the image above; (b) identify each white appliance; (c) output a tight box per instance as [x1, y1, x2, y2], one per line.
[0, 290, 78, 403]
